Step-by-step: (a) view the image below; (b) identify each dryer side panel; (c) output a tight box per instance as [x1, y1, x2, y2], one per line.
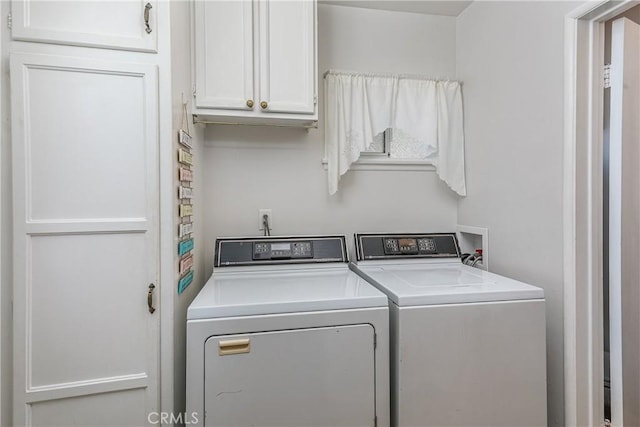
[204, 324, 376, 426]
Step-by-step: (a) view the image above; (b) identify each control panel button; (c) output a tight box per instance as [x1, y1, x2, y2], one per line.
[418, 238, 436, 252]
[383, 238, 400, 255]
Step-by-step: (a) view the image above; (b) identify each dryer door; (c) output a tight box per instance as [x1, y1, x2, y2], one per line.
[204, 324, 376, 426]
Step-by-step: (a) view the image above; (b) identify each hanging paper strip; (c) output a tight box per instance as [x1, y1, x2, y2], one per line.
[179, 129, 193, 149]
[178, 148, 193, 166]
[178, 270, 194, 294]
[179, 167, 193, 182]
[179, 254, 194, 275]
[179, 222, 193, 238]
[179, 185, 193, 199]
[178, 238, 194, 256]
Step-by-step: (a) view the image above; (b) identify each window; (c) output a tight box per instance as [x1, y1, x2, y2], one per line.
[323, 70, 466, 196]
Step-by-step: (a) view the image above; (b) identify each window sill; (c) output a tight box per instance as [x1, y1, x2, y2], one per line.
[321, 158, 436, 172]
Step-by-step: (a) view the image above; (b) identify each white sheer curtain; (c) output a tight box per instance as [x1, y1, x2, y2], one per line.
[324, 70, 466, 196]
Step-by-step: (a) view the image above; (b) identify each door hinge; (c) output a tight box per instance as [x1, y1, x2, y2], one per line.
[604, 64, 611, 89]
[7, 12, 12, 30]
[374, 333, 377, 349]
[192, 85, 196, 98]
[314, 94, 317, 105]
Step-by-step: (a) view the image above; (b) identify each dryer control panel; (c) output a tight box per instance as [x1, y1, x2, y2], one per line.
[356, 233, 460, 261]
[215, 236, 348, 267]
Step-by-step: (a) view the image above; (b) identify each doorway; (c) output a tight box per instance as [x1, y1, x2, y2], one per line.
[565, 1, 640, 426]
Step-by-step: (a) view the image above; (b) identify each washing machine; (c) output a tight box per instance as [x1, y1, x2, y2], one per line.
[186, 235, 390, 427]
[350, 233, 547, 427]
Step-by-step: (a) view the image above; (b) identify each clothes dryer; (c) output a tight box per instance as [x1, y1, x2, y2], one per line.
[186, 235, 390, 427]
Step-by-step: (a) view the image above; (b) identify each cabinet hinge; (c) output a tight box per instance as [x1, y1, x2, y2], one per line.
[374, 333, 377, 349]
[314, 95, 317, 105]
[192, 85, 196, 99]
[604, 64, 611, 89]
[7, 12, 12, 30]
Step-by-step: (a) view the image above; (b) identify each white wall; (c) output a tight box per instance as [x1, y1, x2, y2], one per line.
[456, 2, 582, 425]
[170, 0, 206, 418]
[202, 4, 460, 276]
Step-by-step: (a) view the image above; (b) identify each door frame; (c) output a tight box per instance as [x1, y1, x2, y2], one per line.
[564, 1, 640, 425]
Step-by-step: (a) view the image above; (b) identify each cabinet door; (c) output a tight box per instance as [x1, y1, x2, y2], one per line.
[204, 325, 376, 426]
[258, 0, 316, 114]
[11, 0, 157, 52]
[194, 0, 254, 110]
[11, 53, 159, 426]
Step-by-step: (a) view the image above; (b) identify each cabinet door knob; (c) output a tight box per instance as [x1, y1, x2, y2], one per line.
[260, 101, 268, 109]
[246, 99, 254, 108]
[144, 3, 153, 34]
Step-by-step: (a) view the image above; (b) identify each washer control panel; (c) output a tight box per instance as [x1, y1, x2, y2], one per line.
[253, 241, 313, 260]
[383, 237, 436, 255]
[356, 233, 460, 260]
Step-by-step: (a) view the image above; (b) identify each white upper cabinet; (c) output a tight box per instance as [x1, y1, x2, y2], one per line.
[258, 0, 316, 115]
[11, 0, 158, 52]
[193, 0, 318, 127]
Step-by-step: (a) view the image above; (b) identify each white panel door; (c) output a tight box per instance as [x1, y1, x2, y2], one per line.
[258, 0, 316, 114]
[204, 325, 376, 427]
[11, 0, 158, 52]
[609, 17, 640, 427]
[194, 0, 254, 110]
[11, 53, 159, 426]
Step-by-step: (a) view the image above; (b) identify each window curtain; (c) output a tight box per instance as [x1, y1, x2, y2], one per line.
[324, 70, 467, 196]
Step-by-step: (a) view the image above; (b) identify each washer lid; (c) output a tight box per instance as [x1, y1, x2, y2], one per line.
[352, 262, 544, 306]
[187, 265, 388, 320]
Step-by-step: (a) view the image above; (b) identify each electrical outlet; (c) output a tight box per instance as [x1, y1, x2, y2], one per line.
[258, 209, 273, 231]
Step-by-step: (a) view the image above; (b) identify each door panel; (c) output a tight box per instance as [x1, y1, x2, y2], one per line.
[258, 0, 316, 114]
[30, 389, 147, 427]
[29, 234, 148, 387]
[11, 0, 157, 52]
[25, 66, 147, 220]
[609, 17, 640, 427]
[11, 53, 159, 426]
[194, 0, 254, 110]
[204, 325, 376, 427]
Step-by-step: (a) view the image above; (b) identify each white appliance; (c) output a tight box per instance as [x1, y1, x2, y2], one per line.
[186, 235, 390, 427]
[351, 233, 547, 427]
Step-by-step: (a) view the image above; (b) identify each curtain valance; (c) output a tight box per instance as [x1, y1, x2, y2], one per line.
[324, 70, 466, 196]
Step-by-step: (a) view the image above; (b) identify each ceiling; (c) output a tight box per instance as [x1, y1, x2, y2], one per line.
[319, 1, 473, 17]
